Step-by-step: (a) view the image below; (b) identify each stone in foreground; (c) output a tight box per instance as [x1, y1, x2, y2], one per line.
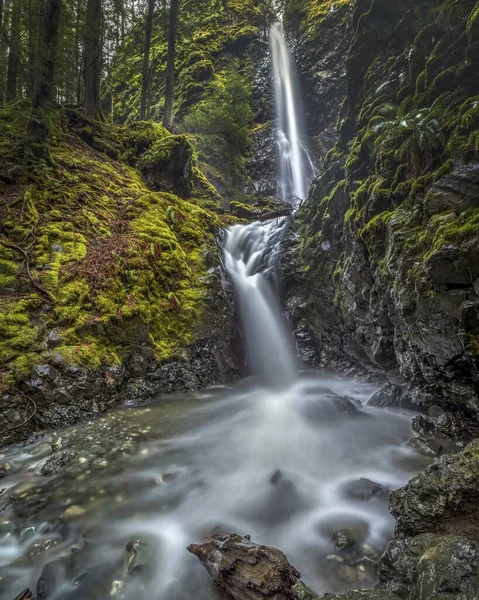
[187, 533, 399, 600]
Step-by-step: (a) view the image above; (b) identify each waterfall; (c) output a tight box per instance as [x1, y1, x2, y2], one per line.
[270, 21, 314, 205]
[223, 220, 297, 386]
[222, 22, 317, 387]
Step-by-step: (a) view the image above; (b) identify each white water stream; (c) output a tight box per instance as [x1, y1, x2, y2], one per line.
[271, 22, 314, 204]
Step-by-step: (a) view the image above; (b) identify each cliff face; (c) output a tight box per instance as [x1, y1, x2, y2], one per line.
[284, 0, 479, 439]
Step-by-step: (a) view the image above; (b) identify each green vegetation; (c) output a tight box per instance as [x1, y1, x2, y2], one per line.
[184, 67, 254, 196]
[295, 0, 479, 307]
[0, 104, 226, 387]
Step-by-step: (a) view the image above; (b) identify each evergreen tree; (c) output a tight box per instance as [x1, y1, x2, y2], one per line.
[5, 0, 21, 102]
[140, 0, 155, 120]
[162, 0, 179, 131]
[26, 0, 62, 161]
[83, 0, 102, 117]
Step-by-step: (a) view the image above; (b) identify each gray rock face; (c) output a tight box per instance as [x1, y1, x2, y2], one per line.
[367, 384, 401, 408]
[389, 440, 479, 539]
[318, 592, 399, 600]
[380, 534, 479, 600]
[282, 0, 479, 440]
[0, 335, 238, 448]
[1, 247, 240, 447]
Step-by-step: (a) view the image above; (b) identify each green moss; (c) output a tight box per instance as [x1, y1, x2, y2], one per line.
[0, 298, 42, 383]
[0, 104, 225, 386]
[426, 208, 479, 258]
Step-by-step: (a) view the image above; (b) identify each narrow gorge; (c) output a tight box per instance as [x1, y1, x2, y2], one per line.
[0, 1, 478, 599]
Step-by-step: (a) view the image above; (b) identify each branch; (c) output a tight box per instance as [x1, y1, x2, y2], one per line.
[0, 393, 37, 437]
[0, 238, 55, 303]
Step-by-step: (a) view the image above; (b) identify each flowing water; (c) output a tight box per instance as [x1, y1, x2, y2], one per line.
[0, 23, 427, 600]
[0, 220, 427, 600]
[270, 22, 315, 204]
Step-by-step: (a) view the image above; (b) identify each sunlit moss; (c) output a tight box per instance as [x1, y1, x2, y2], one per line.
[0, 103, 225, 385]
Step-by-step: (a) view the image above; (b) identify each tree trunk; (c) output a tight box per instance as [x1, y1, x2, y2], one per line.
[83, 0, 102, 117]
[26, 0, 44, 97]
[187, 533, 319, 600]
[75, 0, 83, 103]
[25, 0, 61, 162]
[0, 0, 4, 103]
[6, 0, 20, 102]
[162, 0, 179, 131]
[139, 0, 154, 120]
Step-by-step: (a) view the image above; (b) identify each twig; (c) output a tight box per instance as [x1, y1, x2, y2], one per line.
[0, 238, 55, 303]
[0, 393, 37, 437]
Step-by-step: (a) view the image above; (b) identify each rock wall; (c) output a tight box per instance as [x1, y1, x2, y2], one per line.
[284, 0, 479, 437]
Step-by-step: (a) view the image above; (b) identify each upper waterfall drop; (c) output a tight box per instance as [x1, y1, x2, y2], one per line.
[270, 22, 314, 205]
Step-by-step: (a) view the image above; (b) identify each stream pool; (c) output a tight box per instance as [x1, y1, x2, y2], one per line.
[0, 373, 428, 599]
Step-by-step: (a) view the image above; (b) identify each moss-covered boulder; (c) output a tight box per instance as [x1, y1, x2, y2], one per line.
[137, 135, 194, 198]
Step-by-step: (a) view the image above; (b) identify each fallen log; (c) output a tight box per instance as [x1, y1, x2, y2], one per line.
[187, 533, 319, 600]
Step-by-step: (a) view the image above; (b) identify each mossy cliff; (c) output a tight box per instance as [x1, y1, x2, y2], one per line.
[0, 103, 237, 443]
[284, 0, 479, 433]
[111, 0, 277, 200]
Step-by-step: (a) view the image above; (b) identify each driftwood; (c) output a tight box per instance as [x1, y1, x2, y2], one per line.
[187, 533, 319, 600]
[13, 590, 33, 600]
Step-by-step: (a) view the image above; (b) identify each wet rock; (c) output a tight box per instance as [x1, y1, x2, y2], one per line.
[126, 539, 155, 575]
[26, 538, 60, 560]
[46, 328, 62, 349]
[341, 478, 389, 502]
[0, 461, 13, 479]
[39, 519, 66, 537]
[390, 439, 479, 539]
[303, 393, 358, 424]
[320, 555, 378, 593]
[230, 197, 293, 221]
[137, 135, 194, 198]
[367, 383, 400, 408]
[318, 592, 399, 600]
[407, 435, 459, 457]
[3, 318, 237, 447]
[11, 486, 49, 518]
[37, 560, 65, 599]
[411, 415, 436, 436]
[51, 435, 69, 452]
[9, 555, 33, 568]
[62, 505, 86, 520]
[317, 515, 370, 548]
[425, 244, 479, 287]
[19, 526, 36, 544]
[270, 469, 282, 485]
[252, 476, 312, 526]
[332, 524, 369, 550]
[41, 450, 78, 476]
[380, 533, 479, 599]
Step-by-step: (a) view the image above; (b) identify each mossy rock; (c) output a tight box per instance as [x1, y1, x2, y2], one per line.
[138, 135, 195, 198]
